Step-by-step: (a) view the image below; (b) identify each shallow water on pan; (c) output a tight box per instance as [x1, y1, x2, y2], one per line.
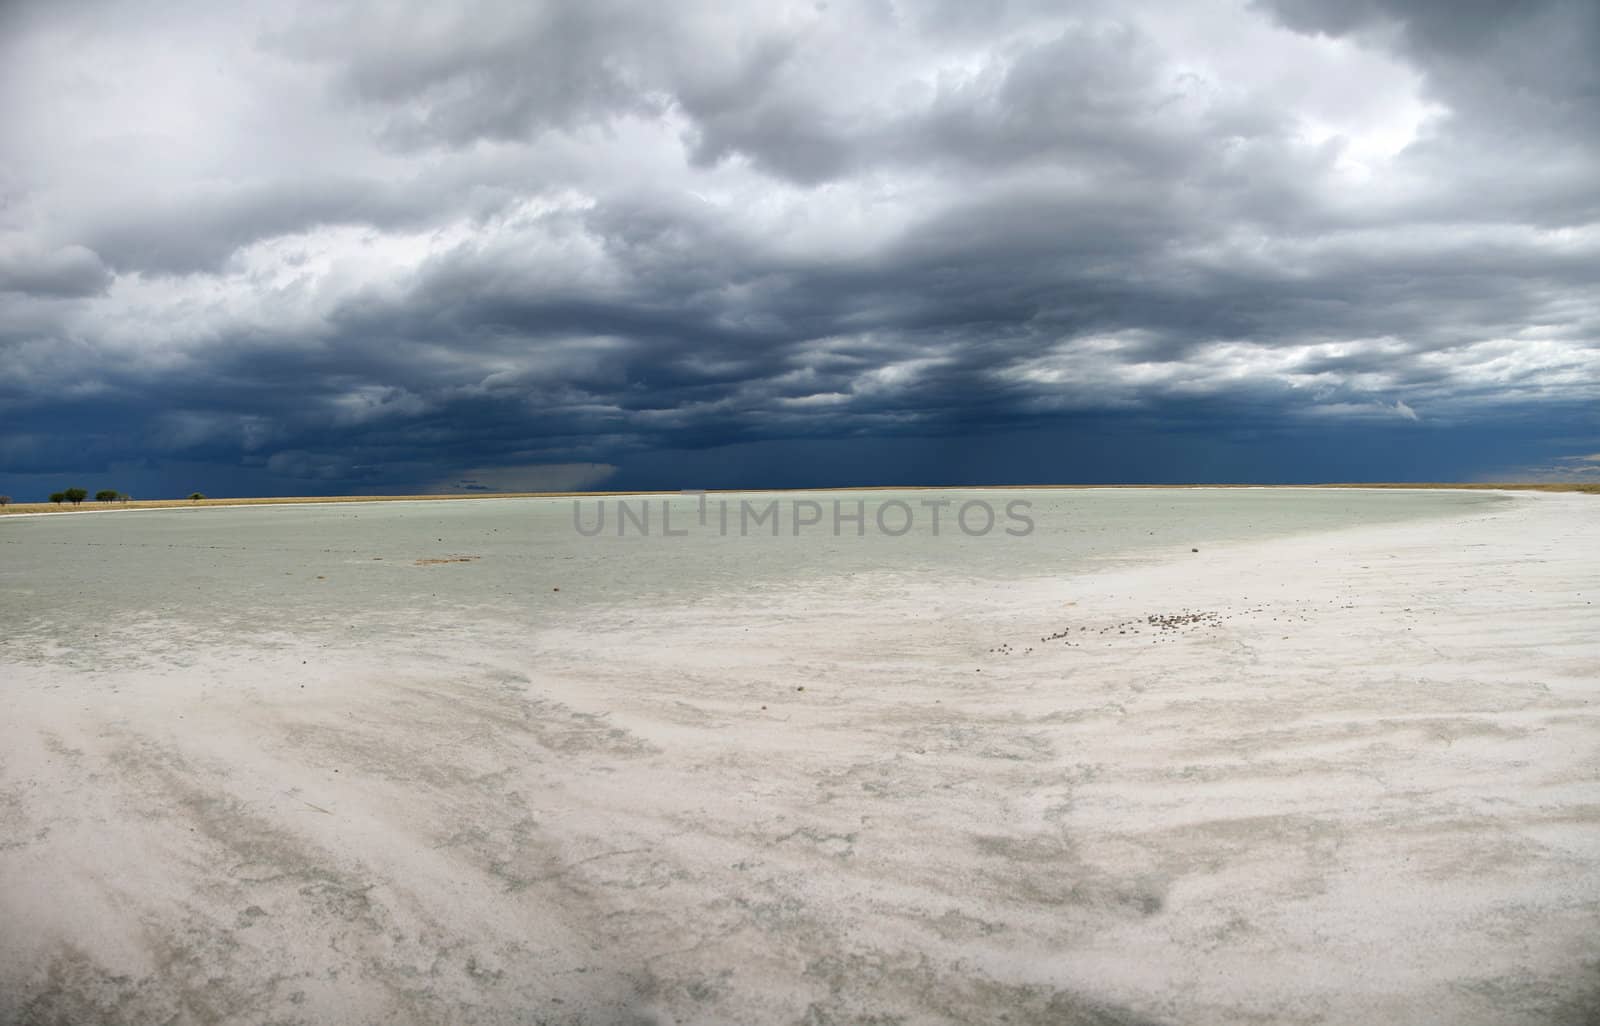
[0, 488, 1506, 662]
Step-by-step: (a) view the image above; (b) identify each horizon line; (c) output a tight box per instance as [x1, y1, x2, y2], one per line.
[3, 480, 1598, 515]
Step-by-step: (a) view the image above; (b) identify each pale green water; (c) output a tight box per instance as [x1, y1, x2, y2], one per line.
[0, 489, 1506, 667]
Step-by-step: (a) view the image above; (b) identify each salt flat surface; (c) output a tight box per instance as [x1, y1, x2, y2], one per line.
[0, 489, 1596, 1025]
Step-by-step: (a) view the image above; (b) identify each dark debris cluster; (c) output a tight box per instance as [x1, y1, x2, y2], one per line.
[989, 606, 1276, 656]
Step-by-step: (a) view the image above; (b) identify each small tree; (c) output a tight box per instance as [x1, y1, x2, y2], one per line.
[49, 492, 65, 506]
[95, 489, 120, 502]
[0, 495, 10, 507]
[119, 493, 131, 503]
[189, 492, 206, 501]
[64, 487, 88, 506]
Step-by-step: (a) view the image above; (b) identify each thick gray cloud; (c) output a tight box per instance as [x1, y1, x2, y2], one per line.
[0, 0, 1596, 496]
[0, 243, 113, 298]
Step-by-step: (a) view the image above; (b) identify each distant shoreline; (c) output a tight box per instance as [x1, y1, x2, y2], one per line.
[0, 481, 1594, 517]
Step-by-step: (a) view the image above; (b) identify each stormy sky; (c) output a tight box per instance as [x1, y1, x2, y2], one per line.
[1, 0, 1597, 497]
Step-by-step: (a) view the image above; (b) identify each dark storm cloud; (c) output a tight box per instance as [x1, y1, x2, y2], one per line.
[1258, 0, 1599, 104]
[267, 2, 673, 151]
[0, 0, 1596, 497]
[1256, 0, 1600, 225]
[86, 177, 437, 276]
[0, 244, 113, 298]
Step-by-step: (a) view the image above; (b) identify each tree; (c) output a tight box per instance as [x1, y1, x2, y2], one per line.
[63, 488, 87, 506]
[95, 489, 120, 502]
[49, 492, 65, 506]
[119, 493, 131, 503]
[189, 492, 206, 501]
[0, 495, 10, 507]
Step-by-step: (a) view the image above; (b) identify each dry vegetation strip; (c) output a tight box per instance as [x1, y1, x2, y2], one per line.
[0, 492, 634, 516]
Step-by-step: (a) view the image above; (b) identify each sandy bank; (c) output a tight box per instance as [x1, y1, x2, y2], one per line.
[0, 493, 1596, 1025]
